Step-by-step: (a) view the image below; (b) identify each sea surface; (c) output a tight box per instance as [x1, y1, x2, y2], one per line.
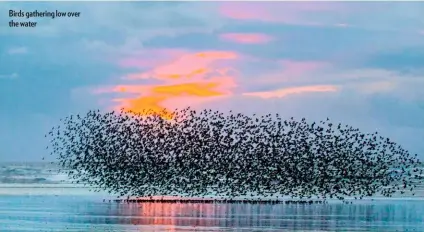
[1, 162, 424, 232]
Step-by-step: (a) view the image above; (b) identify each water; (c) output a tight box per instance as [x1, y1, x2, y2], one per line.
[1, 195, 424, 231]
[1, 163, 424, 231]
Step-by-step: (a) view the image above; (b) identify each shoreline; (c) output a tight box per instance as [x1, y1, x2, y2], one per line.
[114, 198, 328, 204]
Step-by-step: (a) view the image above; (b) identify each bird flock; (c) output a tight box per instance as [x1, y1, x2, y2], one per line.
[46, 108, 424, 201]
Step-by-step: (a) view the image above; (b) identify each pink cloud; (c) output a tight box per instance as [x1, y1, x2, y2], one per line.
[243, 85, 338, 99]
[219, 2, 348, 24]
[280, 60, 331, 77]
[220, 33, 274, 44]
[219, 2, 297, 23]
[219, 3, 276, 22]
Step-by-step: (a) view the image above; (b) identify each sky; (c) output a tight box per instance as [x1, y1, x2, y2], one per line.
[1, 2, 424, 162]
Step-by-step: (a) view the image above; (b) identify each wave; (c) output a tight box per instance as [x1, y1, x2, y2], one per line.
[0, 162, 70, 184]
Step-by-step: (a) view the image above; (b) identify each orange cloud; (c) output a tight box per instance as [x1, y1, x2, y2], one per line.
[96, 50, 239, 118]
[115, 95, 169, 115]
[220, 33, 274, 44]
[243, 85, 338, 99]
[112, 82, 234, 119]
[152, 83, 223, 97]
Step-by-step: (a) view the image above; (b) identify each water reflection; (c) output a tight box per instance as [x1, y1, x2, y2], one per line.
[89, 200, 424, 231]
[1, 196, 424, 231]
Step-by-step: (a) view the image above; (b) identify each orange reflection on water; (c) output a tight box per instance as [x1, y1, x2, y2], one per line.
[122, 201, 228, 230]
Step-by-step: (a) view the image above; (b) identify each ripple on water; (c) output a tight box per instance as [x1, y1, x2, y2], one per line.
[0, 195, 423, 231]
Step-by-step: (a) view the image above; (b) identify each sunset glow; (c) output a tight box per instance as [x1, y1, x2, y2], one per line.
[97, 50, 239, 118]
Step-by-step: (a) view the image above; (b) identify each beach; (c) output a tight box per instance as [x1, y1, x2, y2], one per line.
[1, 163, 424, 231]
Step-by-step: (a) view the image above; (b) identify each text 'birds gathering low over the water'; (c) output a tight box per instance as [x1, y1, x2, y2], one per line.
[46, 108, 424, 201]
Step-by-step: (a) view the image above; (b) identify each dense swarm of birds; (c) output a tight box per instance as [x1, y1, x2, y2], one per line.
[46, 108, 424, 201]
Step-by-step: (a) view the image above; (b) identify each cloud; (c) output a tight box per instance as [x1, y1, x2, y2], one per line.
[113, 82, 233, 116]
[93, 50, 424, 117]
[243, 85, 338, 99]
[219, 3, 278, 22]
[82, 37, 144, 56]
[352, 81, 397, 94]
[238, 59, 331, 89]
[123, 50, 238, 81]
[94, 49, 239, 117]
[0, 73, 18, 79]
[245, 64, 416, 91]
[218, 2, 348, 25]
[218, 2, 424, 35]
[219, 33, 274, 44]
[7, 47, 28, 55]
[280, 60, 331, 77]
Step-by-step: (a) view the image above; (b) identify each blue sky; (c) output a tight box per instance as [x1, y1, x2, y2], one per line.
[1, 2, 424, 162]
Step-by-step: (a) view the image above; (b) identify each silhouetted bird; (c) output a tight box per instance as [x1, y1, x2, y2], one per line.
[45, 107, 424, 201]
